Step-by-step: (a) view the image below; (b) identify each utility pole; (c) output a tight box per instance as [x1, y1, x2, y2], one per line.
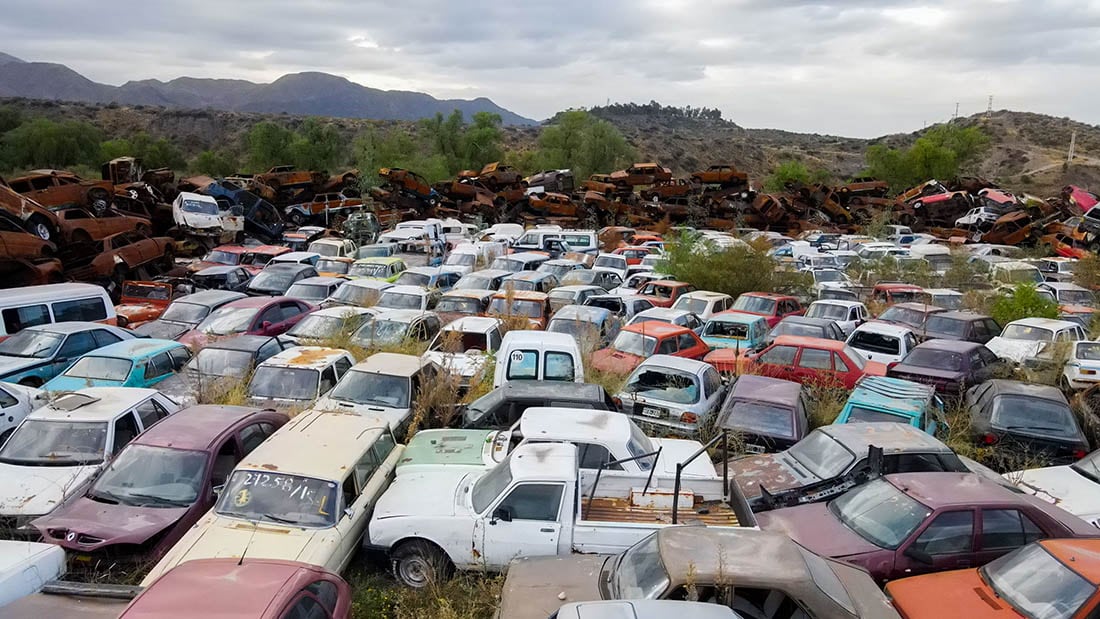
[954, 102, 959, 120]
[1069, 130, 1078, 162]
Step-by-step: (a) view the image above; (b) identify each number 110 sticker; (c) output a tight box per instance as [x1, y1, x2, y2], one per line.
[511, 351, 525, 363]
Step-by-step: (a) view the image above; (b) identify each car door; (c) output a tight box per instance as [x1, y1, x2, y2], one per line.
[896, 509, 976, 578]
[475, 482, 565, 568]
[274, 301, 310, 333]
[793, 347, 834, 384]
[972, 508, 1048, 567]
[676, 332, 703, 359]
[335, 433, 398, 569]
[51, 331, 99, 378]
[755, 345, 800, 379]
[142, 351, 177, 386]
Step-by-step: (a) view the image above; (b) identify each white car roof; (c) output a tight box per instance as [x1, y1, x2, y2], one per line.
[31, 388, 160, 422]
[519, 408, 632, 444]
[443, 316, 502, 333]
[237, 410, 388, 479]
[260, 346, 353, 370]
[853, 321, 915, 337]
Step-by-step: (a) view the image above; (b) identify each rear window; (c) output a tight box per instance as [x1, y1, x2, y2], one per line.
[846, 405, 911, 425]
[545, 352, 575, 382]
[925, 315, 967, 336]
[848, 330, 900, 355]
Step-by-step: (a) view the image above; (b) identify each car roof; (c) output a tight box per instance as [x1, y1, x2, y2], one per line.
[776, 316, 835, 328]
[237, 410, 387, 479]
[443, 316, 502, 332]
[195, 265, 242, 275]
[505, 271, 554, 281]
[635, 354, 711, 374]
[351, 353, 434, 377]
[354, 256, 404, 265]
[136, 405, 277, 451]
[509, 442, 577, 481]
[441, 289, 495, 300]
[1041, 282, 1088, 291]
[886, 472, 1031, 507]
[930, 310, 990, 321]
[492, 290, 548, 301]
[656, 528, 816, 588]
[274, 252, 321, 260]
[887, 302, 944, 312]
[177, 290, 248, 306]
[372, 309, 436, 323]
[551, 305, 611, 322]
[728, 375, 801, 405]
[308, 306, 374, 319]
[622, 321, 691, 336]
[291, 276, 343, 286]
[260, 346, 351, 370]
[23, 321, 121, 335]
[848, 376, 936, 413]
[679, 290, 730, 300]
[501, 380, 604, 399]
[709, 312, 767, 325]
[309, 238, 345, 246]
[913, 338, 984, 353]
[31, 388, 161, 421]
[741, 291, 791, 299]
[818, 421, 949, 453]
[771, 334, 849, 350]
[635, 307, 693, 320]
[979, 378, 1066, 402]
[1041, 539, 1100, 584]
[87, 338, 184, 360]
[1007, 317, 1080, 330]
[262, 263, 314, 274]
[853, 322, 914, 336]
[809, 299, 863, 308]
[520, 408, 631, 443]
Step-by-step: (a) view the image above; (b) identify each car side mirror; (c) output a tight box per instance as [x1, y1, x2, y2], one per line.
[343, 507, 355, 520]
[904, 546, 933, 565]
[212, 484, 225, 498]
[491, 506, 513, 523]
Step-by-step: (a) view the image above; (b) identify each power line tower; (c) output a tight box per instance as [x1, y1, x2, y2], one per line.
[984, 95, 993, 118]
[953, 102, 959, 120]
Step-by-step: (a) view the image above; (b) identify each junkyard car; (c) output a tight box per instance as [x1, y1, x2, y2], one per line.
[246, 347, 355, 410]
[63, 231, 175, 286]
[133, 289, 247, 341]
[140, 410, 403, 584]
[625, 307, 703, 332]
[0, 388, 180, 534]
[282, 306, 374, 345]
[159, 334, 294, 406]
[757, 472, 1100, 584]
[283, 276, 347, 304]
[716, 375, 808, 453]
[834, 376, 945, 436]
[874, 302, 946, 331]
[422, 316, 503, 390]
[190, 265, 253, 292]
[488, 290, 551, 329]
[0, 321, 136, 387]
[617, 355, 726, 438]
[636, 280, 697, 309]
[986, 317, 1087, 364]
[32, 405, 288, 564]
[321, 278, 393, 309]
[377, 285, 441, 312]
[463, 381, 617, 429]
[845, 321, 918, 365]
[766, 315, 846, 346]
[351, 309, 440, 350]
[42, 339, 191, 391]
[921, 310, 1000, 344]
[312, 353, 442, 435]
[113, 281, 180, 328]
[591, 322, 710, 374]
[729, 292, 804, 327]
[497, 527, 899, 619]
[1063, 340, 1100, 390]
[1010, 447, 1100, 527]
[348, 256, 407, 282]
[749, 335, 887, 389]
[245, 263, 319, 296]
[698, 312, 769, 359]
[178, 296, 314, 348]
[964, 379, 1090, 466]
[887, 339, 1004, 397]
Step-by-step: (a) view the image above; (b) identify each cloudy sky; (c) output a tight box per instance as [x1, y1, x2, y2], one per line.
[3, 0, 1099, 137]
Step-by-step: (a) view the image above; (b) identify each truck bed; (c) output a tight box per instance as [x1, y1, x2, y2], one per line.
[581, 496, 740, 527]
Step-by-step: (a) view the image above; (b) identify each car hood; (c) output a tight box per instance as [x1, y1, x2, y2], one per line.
[0, 463, 100, 517]
[986, 337, 1047, 363]
[114, 303, 158, 319]
[178, 211, 222, 230]
[134, 320, 194, 340]
[422, 351, 486, 378]
[34, 497, 188, 548]
[886, 568, 1010, 619]
[372, 471, 473, 519]
[311, 397, 408, 431]
[651, 438, 719, 477]
[1010, 465, 1100, 525]
[590, 349, 643, 374]
[498, 554, 610, 619]
[756, 503, 881, 559]
[159, 517, 317, 570]
[0, 356, 40, 378]
[728, 453, 811, 500]
[889, 364, 965, 382]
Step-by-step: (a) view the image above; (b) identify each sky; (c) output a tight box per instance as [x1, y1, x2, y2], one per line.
[3, 0, 1100, 137]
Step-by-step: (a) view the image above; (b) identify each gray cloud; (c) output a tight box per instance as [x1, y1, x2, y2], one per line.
[2, 0, 1100, 137]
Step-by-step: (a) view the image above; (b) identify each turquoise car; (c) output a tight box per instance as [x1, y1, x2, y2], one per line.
[834, 375, 947, 436]
[699, 312, 769, 352]
[43, 339, 192, 392]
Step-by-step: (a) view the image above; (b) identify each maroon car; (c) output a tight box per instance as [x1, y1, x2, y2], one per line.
[120, 559, 351, 618]
[886, 339, 1005, 397]
[757, 472, 1100, 584]
[33, 405, 288, 564]
[178, 296, 314, 349]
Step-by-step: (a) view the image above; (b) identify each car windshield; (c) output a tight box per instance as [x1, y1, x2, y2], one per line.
[502, 278, 538, 292]
[624, 367, 700, 404]
[241, 252, 275, 266]
[249, 271, 296, 292]
[548, 319, 600, 345]
[626, 422, 656, 470]
[673, 297, 708, 314]
[122, 283, 171, 300]
[429, 330, 490, 353]
[0, 329, 63, 358]
[992, 395, 1078, 438]
[350, 262, 388, 278]
[489, 298, 543, 318]
[455, 274, 497, 290]
[331, 284, 384, 307]
[160, 301, 210, 324]
[614, 533, 670, 599]
[1002, 324, 1055, 341]
[725, 401, 795, 439]
[703, 319, 749, 338]
[814, 270, 846, 283]
[471, 459, 513, 514]
[539, 264, 573, 277]
[310, 244, 338, 257]
[188, 348, 254, 378]
[182, 199, 218, 215]
[198, 306, 259, 336]
[436, 298, 480, 315]
[88, 444, 206, 508]
[446, 253, 476, 267]
[216, 471, 339, 527]
[612, 331, 657, 357]
[396, 272, 433, 287]
[327, 370, 411, 408]
[1077, 342, 1100, 361]
[249, 366, 319, 401]
[287, 314, 356, 340]
[316, 259, 349, 275]
[733, 295, 777, 315]
[1061, 289, 1095, 305]
[925, 316, 967, 336]
[787, 430, 856, 479]
[378, 293, 423, 310]
[0, 420, 108, 465]
[982, 543, 1094, 619]
[491, 258, 524, 272]
[827, 478, 931, 549]
[354, 319, 413, 347]
[286, 283, 331, 301]
[358, 247, 392, 258]
[62, 357, 132, 382]
[879, 307, 925, 327]
[595, 256, 625, 269]
[904, 348, 963, 371]
[846, 405, 911, 425]
[806, 303, 848, 320]
[205, 250, 240, 266]
[772, 321, 825, 339]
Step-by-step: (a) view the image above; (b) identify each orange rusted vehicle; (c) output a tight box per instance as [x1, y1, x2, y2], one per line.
[581, 174, 622, 195]
[0, 210, 54, 260]
[487, 290, 551, 329]
[253, 165, 325, 192]
[6, 169, 115, 210]
[640, 178, 694, 201]
[690, 164, 749, 187]
[609, 163, 673, 187]
[114, 281, 179, 328]
[53, 206, 152, 243]
[65, 231, 175, 286]
[478, 162, 524, 188]
[284, 191, 364, 226]
[527, 192, 580, 218]
[0, 178, 63, 242]
[378, 167, 440, 206]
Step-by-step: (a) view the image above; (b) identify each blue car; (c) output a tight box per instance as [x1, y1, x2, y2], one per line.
[43, 339, 192, 392]
[0, 322, 138, 387]
[834, 375, 947, 436]
[699, 313, 769, 352]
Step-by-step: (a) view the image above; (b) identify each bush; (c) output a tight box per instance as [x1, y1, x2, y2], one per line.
[664, 238, 811, 300]
[1, 118, 103, 168]
[989, 283, 1059, 326]
[762, 160, 830, 192]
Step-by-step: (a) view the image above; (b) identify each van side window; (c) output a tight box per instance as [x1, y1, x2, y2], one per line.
[52, 298, 108, 322]
[544, 352, 575, 382]
[2, 305, 50, 334]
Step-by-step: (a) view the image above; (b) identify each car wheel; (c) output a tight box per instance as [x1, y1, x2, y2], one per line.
[391, 540, 452, 589]
[26, 216, 55, 242]
[290, 211, 306, 226]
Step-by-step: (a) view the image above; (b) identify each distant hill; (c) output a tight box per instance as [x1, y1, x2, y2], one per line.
[0, 54, 536, 125]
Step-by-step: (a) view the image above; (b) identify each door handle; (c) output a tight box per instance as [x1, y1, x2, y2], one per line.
[539, 528, 554, 533]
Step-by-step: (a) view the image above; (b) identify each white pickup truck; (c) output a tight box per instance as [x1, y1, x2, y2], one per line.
[396, 407, 719, 481]
[367, 441, 756, 588]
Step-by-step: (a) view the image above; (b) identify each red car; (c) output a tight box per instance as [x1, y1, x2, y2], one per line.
[590, 321, 710, 374]
[870, 283, 923, 306]
[120, 558, 351, 618]
[179, 296, 314, 349]
[636, 279, 696, 309]
[187, 244, 249, 274]
[729, 292, 803, 327]
[748, 335, 886, 389]
[611, 245, 654, 265]
[240, 244, 292, 275]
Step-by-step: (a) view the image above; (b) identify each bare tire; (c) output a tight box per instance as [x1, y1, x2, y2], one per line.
[391, 540, 452, 589]
[290, 211, 307, 226]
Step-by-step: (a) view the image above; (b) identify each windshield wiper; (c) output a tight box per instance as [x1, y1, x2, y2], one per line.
[1005, 425, 1064, 433]
[88, 489, 123, 505]
[259, 513, 297, 525]
[126, 492, 189, 507]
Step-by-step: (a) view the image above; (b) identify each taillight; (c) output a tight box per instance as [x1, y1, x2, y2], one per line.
[982, 433, 998, 445]
[612, 397, 622, 409]
[680, 412, 698, 424]
[1074, 449, 1088, 460]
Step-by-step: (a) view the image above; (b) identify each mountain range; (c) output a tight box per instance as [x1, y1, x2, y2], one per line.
[0, 52, 536, 125]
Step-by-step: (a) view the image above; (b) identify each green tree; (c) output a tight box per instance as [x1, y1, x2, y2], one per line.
[461, 112, 503, 171]
[0, 118, 103, 168]
[246, 121, 294, 170]
[989, 283, 1059, 326]
[287, 118, 345, 171]
[763, 160, 831, 192]
[865, 124, 990, 191]
[99, 132, 186, 170]
[535, 110, 634, 179]
[0, 106, 22, 135]
[192, 149, 239, 177]
[665, 236, 811, 299]
[420, 110, 466, 173]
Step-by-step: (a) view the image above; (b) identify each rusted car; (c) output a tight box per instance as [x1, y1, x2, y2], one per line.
[252, 165, 325, 192]
[640, 178, 693, 201]
[758, 472, 1100, 584]
[378, 167, 440, 205]
[524, 169, 574, 194]
[284, 191, 363, 226]
[487, 290, 551, 329]
[582, 174, 623, 195]
[32, 405, 289, 565]
[64, 232, 175, 286]
[0, 210, 54, 260]
[610, 163, 673, 186]
[0, 179, 63, 241]
[497, 527, 899, 619]
[636, 280, 697, 309]
[53, 206, 152, 243]
[6, 169, 114, 210]
[478, 162, 523, 188]
[114, 281, 180, 328]
[690, 164, 749, 187]
[527, 192, 579, 219]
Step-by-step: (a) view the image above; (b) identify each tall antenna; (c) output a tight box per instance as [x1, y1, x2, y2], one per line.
[985, 95, 993, 117]
[1069, 130, 1078, 162]
[953, 102, 959, 120]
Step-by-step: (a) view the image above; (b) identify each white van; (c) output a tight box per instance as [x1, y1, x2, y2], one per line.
[443, 242, 507, 276]
[0, 283, 116, 340]
[493, 330, 584, 389]
[908, 244, 952, 274]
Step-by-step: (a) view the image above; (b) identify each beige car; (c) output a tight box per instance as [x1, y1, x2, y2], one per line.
[141, 410, 402, 585]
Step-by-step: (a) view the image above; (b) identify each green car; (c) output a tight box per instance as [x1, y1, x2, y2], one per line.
[348, 256, 407, 283]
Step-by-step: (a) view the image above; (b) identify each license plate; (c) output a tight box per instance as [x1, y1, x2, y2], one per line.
[744, 443, 765, 454]
[639, 406, 664, 419]
[72, 554, 93, 563]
